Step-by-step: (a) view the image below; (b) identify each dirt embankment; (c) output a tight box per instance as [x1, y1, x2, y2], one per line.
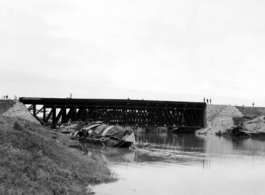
[236, 106, 265, 116]
[1, 100, 39, 124]
[0, 101, 116, 194]
[0, 100, 15, 115]
[198, 105, 265, 134]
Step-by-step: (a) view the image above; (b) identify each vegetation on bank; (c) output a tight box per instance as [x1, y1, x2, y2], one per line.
[0, 116, 116, 195]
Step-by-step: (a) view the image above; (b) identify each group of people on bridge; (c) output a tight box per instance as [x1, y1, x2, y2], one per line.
[2, 95, 9, 100]
[1, 95, 17, 100]
[203, 97, 211, 104]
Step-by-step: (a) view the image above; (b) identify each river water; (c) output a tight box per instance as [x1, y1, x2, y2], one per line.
[86, 133, 265, 195]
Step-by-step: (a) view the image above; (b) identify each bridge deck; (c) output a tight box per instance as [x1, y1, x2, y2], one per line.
[19, 97, 206, 129]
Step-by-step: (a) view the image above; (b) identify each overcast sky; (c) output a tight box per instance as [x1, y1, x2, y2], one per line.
[1, 0, 265, 106]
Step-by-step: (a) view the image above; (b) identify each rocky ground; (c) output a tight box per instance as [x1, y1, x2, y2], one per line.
[1, 100, 38, 123]
[197, 104, 265, 134]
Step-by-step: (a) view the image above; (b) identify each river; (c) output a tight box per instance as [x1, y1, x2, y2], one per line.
[85, 133, 265, 195]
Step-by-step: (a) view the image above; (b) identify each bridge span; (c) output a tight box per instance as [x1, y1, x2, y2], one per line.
[19, 97, 206, 130]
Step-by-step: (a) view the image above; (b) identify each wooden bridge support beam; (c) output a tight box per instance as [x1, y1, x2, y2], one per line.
[43, 106, 46, 123]
[77, 108, 86, 121]
[55, 107, 66, 125]
[45, 109, 53, 123]
[35, 106, 44, 115]
[67, 107, 75, 123]
[61, 108, 67, 123]
[52, 106, 57, 127]
[29, 104, 36, 116]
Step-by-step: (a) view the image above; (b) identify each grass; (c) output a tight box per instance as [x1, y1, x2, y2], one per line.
[0, 116, 116, 195]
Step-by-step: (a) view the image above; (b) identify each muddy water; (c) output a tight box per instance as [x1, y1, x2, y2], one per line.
[85, 133, 265, 195]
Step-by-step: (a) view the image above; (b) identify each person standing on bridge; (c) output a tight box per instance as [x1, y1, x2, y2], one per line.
[210, 99, 211, 104]
[203, 97, 205, 102]
[206, 99, 208, 104]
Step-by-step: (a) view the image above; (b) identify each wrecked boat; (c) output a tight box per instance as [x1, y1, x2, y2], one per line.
[215, 125, 250, 137]
[71, 122, 136, 148]
[215, 125, 265, 138]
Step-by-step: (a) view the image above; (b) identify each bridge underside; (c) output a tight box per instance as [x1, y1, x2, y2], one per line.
[19, 97, 206, 129]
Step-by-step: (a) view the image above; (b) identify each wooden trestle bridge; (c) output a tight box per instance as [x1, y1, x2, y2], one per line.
[19, 97, 206, 130]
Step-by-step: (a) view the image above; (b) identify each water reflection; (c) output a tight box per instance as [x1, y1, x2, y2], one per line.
[137, 133, 206, 152]
[78, 143, 136, 163]
[80, 133, 265, 166]
[83, 133, 265, 195]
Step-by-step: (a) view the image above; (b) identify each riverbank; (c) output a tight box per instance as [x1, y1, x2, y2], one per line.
[0, 115, 116, 194]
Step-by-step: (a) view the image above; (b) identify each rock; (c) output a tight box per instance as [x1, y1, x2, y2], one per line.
[205, 105, 243, 134]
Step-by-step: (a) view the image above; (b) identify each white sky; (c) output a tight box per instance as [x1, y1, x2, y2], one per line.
[1, 0, 265, 106]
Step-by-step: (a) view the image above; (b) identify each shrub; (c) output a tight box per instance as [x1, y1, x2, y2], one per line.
[13, 121, 23, 131]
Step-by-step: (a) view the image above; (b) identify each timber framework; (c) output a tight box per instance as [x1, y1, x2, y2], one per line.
[19, 97, 206, 129]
